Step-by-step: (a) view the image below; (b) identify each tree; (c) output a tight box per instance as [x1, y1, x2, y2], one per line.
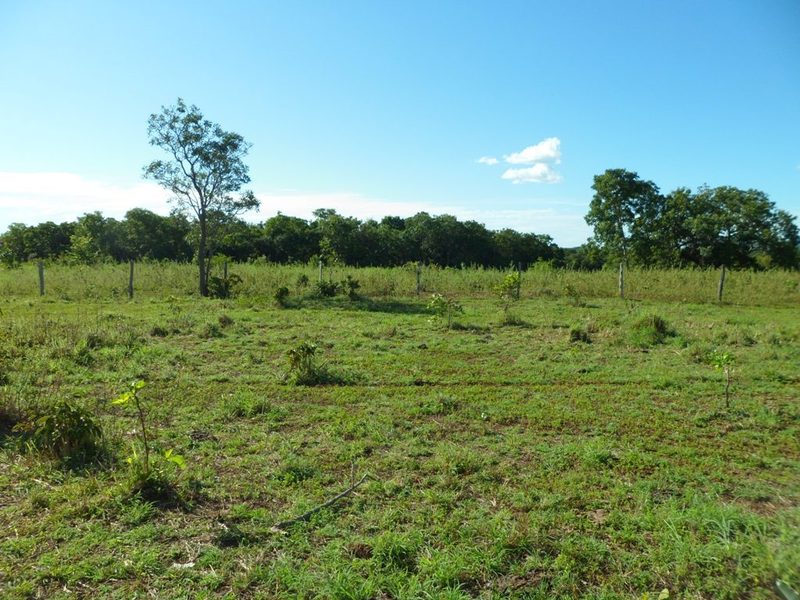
[144, 98, 258, 296]
[586, 169, 662, 265]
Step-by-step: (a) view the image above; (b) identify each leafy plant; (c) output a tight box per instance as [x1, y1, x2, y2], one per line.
[564, 283, 585, 307]
[570, 327, 592, 343]
[19, 400, 103, 462]
[207, 273, 242, 299]
[313, 280, 339, 298]
[112, 381, 186, 499]
[274, 285, 290, 307]
[342, 275, 360, 300]
[427, 293, 463, 329]
[495, 271, 520, 319]
[296, 274, 309, 289]
[709, 349, 735, 409]
[629, 314, 674, 347]
[284, 341, 350, 386]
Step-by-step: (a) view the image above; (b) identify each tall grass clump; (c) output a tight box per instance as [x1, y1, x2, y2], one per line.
[629, 314, 675, 347]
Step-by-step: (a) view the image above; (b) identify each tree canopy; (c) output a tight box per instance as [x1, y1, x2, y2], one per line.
[144, 98, 258, 295]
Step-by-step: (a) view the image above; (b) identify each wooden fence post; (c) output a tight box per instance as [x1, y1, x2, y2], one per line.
[128, 259, 134, 300]
[416, 262, 422, 296]
[318, 259, 323, 283]
[717, 265, 726, 303]
[618, 262, 625, 299]
[38, 261, 45, 296]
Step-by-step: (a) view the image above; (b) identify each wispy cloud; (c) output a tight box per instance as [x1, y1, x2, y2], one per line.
[477, 137, 563, 184]
[501, 164, 562, 184]
[0, 172, 173, 227]
[504, 137, 561, 165]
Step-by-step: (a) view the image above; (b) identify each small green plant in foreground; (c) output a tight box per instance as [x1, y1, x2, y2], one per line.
[427, 293, 463, 329]
[112, 381, 186, 501]
[709, 349, 735, 409]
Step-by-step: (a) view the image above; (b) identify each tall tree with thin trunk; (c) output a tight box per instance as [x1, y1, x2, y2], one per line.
[144, 98, 258, 296]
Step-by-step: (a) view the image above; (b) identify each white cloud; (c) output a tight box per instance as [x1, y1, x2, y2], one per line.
[504, 137, 561, 165]
[0, 172, 173, 227]
[477, 156, 499, 165]
[501, 164, 562, 184]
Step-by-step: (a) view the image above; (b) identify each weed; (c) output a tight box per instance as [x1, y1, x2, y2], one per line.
[427, 293, 463, 329]
[569, 327, 592, 343]
[313, 280, 339, 298]
[198, 322, 223, 339]
[564, 283, 585, 307]
[709, 349, 735, 409]
[150, 324, 169, 337]
[296, 274, 309, 289]
[208, 273, 242, 299]
[342, 275, 360, 300]
[629, 314, 674, 347]
[218, 314, 234, 328]
[112, 381, 186, 501]
[18, 399, 103, 463]
[495, 270, 521, 320]
[274, 285, 290, 307]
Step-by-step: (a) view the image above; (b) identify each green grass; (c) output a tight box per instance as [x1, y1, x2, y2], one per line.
[0, 273, 798, 598]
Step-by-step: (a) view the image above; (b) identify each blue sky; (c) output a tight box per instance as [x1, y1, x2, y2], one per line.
[1, 0, 798, 246]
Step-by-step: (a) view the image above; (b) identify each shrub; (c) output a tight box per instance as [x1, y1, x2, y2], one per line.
[313, 280, 339, 298]
[427, 293, 463, 329]
[23, 400, 103, 462]
[218, 314, 234, 328]
[207, 274, 242, 299]
[342, 275, 360, 300]
[284, 341, 351, 386]
[274, 286, 290, 307]
[629, 314, 674, 347]
[296, 274, 309, 289]
[570, 327, 592, 343]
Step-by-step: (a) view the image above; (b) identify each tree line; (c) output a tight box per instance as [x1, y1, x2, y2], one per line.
[0, 208, 564, 269]
[1, 97, 797, 275]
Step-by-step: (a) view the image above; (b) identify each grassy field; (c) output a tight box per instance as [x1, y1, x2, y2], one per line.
[1, 267, 799, 598]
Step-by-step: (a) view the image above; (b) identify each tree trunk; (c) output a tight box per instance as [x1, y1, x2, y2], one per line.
[198, 219, 208, 297]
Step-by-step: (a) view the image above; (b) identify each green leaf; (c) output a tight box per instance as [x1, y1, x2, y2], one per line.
[777, 580, 800, 600]
[658, 590, 670, 600]
[164, 449, 186, 469]
[112, 391, 132, 405]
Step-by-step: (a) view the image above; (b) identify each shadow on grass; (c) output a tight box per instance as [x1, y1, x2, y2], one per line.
[284, 295, 430, 315]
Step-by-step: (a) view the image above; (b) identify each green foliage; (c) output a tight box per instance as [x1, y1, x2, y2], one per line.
[283, 342, 323, 386]
[342, 275, 360, 300]
[777, 580, 800, 600]
[274, 285, 290, 307]
[427, 293, 463, 329]
[20, 400, 103, 462]
[564, 283, 585, 307]
[207, 273, 242, 299]
[295, 274, 309, 289]
[629, 314, 674, 347]
[313, 280, 339, 298]
[494, 270, 520, 317]
[569, 327, 592, 343]
[709, 349, 735, 408]
[112, 381, 185, 500]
